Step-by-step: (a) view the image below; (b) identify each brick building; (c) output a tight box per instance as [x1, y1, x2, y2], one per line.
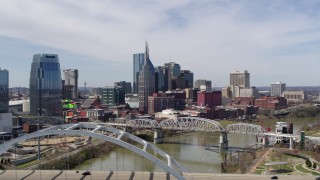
[197, 91, 222, 107]
[148, 93, 175, 115]
[254, 96, 287, 110]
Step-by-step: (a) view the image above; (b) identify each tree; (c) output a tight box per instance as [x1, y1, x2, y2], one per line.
[313, 162, 317, 169]
[306, 159, 312, 168]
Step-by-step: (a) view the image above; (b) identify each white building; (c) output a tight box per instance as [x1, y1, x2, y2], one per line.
[271, 82, 286, 96]
[282, 91, 305, 102]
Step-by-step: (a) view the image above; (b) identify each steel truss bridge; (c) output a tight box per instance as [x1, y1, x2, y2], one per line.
[0, 123, 188, 180]
[107, 117, 267, 136]
[105, 117, 320, 143]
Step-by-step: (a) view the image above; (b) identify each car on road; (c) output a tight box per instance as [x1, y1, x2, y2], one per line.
[315, 177, 320, 180]
[270, 176, 278, 179]
[82, 171, 91, 175]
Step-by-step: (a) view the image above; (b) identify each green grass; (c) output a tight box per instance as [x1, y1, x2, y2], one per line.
[296, 164, 320, 175]
[16, 159, 39, 169]
[254, 169, 264, 174]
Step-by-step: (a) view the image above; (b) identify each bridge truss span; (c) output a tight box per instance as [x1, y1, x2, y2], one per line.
[160, 117, 224, 132]
[127, 119, 159, 129]
[225, 123, 266, 137]
[0, 123, 188, 180]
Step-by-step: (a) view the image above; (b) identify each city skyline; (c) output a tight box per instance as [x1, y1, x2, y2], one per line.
[0, 1, 319, 87]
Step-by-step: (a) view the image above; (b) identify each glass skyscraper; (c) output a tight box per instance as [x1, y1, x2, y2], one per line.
[138, 42, 155, 113]
[133, 53, 144, 94]
[0, 68, 9, 113]
[29, 54, 62, 116]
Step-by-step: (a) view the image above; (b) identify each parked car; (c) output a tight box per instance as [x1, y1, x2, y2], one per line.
[270, 176, 278, 179]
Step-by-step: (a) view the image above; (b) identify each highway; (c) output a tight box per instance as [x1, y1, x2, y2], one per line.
[0, 170, 318, 180]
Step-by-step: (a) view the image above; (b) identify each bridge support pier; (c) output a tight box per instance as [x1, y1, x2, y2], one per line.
[154, 129, 163, 144]
[289, 137, 293, 149]
[219, 131, 228, 153]
[262, 137, 269, 147]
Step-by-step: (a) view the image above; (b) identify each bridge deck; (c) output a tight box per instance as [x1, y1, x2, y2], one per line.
[0, 170, 317, 180]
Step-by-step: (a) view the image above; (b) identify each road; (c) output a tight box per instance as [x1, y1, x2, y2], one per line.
[0, 170, 318, 180]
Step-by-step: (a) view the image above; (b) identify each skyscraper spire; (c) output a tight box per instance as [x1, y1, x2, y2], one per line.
[144, 41, 149, 65]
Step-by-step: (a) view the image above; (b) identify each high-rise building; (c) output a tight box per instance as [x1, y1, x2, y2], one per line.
[29, 54, 62, 116]
[164, 62, 181, 90]
[194, 79, 212, 91]
[180, 70, 194, 88]
[101, 86, 125, 106]
[133, 53, 144, 93]
[230, 70, 250, 88]
[270, 82, 286, 96]
[0, 68, 9, 113]
[138, 42, 155, 113]
[155, 67, 165, 93]
[114, 81, 132, 94]
[63, 69, 78, 100]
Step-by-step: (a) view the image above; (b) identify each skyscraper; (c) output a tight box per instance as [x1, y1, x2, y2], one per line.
[155, 66, 165, 92]
[114, 81, 132, 94]
[138, 42, 155, 113]
[0, 68, 9, 113]
[63, 69, 78, 100]
[230, 70, 250, 88]
[29, 54, 62, 116]
[164, 62, 181, 90]
[133, 53, 144, 94]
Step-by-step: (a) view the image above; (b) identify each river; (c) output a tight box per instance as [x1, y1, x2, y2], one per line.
[74, 131, 257, 173]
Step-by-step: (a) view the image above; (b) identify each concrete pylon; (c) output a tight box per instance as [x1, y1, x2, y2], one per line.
[219, 131, 228, 153]
[289, 137, 293, 149]
[154, 128, 163, 144]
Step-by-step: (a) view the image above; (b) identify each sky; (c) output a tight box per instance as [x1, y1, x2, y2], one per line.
[0, 0, 319, 88]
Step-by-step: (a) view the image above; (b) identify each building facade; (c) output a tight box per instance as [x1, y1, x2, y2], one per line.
[148, 93, 175, 115]
[230, 70, 250, 88]
[63, 69, 78, 100]
[133, 53, 145, 93]
[138, 42, 155, 113]
[197, 91, 222, 107]
[282, 91, 305, 103]
[194, 79, 212, 91]
[101, 86, 125, 106]
[29, 54, 62, 116]
[270, 82, 286, 96]
[180, 70, 194, 88]
[114, 81, 132, 94]
[0, 68, 9, 113]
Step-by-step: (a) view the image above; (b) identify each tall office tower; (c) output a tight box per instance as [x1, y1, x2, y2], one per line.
[270, 82, 286, 96]
[230, 70, 250, 88]
[155, 66, 165, 93]
[29, 54, 62, 116]
[114, 81, 132, 94]
[194, 79, 212, 90]
[0, 68, 9, 113]
[138, 42, 155, 113]
[180, 70, 194, 88]
[63, 69, 78, 100]
[133, 53, 145, 93]
[164, 62, 181, 90]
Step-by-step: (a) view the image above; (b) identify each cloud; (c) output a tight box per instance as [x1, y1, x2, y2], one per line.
[0, 0, 319, 87]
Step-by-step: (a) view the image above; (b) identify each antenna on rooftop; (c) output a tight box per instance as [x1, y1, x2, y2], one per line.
[84, 81, 87, 95]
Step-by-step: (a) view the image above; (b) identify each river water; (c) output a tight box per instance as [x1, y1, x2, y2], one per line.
[74, 132, 257, 173]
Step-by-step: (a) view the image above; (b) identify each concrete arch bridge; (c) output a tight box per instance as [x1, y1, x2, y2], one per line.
[0, 123, 189, 180]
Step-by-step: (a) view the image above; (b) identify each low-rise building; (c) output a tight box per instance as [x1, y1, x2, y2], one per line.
[282, 91, 305, 103]
[148, 93, 175, 115]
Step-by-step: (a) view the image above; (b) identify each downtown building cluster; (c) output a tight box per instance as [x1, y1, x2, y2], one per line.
[0, 42, 315, 137]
